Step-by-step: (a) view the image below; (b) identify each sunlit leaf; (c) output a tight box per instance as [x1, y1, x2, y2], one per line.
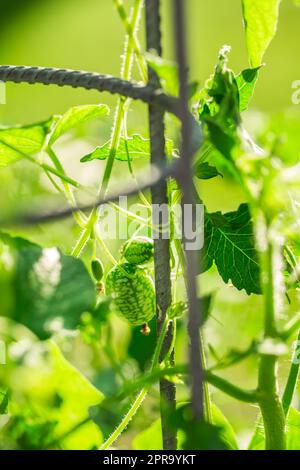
[49, 104, 109, 145]
[201, 204, 261, 295]
[133, 419, 163, 450]
[0, 118, 55, 167]
[242, 0, 282, 67]
[236, 67, 261, 111]
[146, 52, 179, 96]
[5, 342, 103, 449]
[81, 134, 175, 162]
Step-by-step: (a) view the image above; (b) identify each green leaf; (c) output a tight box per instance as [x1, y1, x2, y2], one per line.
[0, 233, 96, 339]
[242, 0, 282, 67]
[211, 404, 239, 450]
[0, 118, 55, 167]
[249, 408, 300, 450]
[133, 404, 238, 450]
[81, 134, 175, 163]
[145, 52, 179, 96]
[285, 407, 300, 449]
[0, 391, 8, 415]
[172, 405, 227, 450]
[205, 119, 237, 161]
[49, 104, 109, 145]
[201, 204, 261, 295]
[199, 295, 213, 325]
[5, 342, 103, 449]
[199, 47, 241, 162]
[133, 419, 163, 450]
[236, 67, 261, 111]
[194, 161, 222, 180]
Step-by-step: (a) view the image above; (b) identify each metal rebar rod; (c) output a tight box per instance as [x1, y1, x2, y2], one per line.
[145, 0, 177, 451]
[0, 65, 176, 111]
[173, 0, 204, 421]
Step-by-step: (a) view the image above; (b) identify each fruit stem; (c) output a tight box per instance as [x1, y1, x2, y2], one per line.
[100, 317, 170, 450]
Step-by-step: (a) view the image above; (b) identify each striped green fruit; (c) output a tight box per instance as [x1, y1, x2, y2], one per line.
[121, 237, 154, 265]
[105, 263, 155, 326]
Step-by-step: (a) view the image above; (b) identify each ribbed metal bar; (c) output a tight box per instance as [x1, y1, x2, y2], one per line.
[145, 0, 177, 450]
[173, 0, 204, 421]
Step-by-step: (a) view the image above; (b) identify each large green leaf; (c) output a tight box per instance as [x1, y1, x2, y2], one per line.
[49, 104, 109, 145]
[0, 118, 55, 167]
[133, 419, 163, 450]
[81, 134, 175, 163]
[133, 404, 239, 450]
[0, 234, 96, 339]
[242, 0, 282, 67]
[4, 342, 103, 449]
[201, 204, 261, 295]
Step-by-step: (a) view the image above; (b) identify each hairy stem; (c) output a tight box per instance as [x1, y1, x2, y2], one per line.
[258, 240, 286, 450]
[47, 147, 86, 227]
[100, 317, 170, 450]
[282, 329, 300, 416]
[71, 0, 144, 258]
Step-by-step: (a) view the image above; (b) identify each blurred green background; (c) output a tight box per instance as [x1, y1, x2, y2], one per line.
[0, 0, 300, 450]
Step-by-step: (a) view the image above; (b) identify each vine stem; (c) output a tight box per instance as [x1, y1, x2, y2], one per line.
[71, 0, 144, 258]
[257, 235, 286, 450]
[282, 329, 300, 416]
[100, 317, 170, 450]
[46, 147, 87, 227]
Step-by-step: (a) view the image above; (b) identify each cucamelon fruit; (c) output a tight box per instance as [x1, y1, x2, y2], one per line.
[105, 263, 155, 326]
[91, 258, 104, 281]
[121, 237, 154, 265]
